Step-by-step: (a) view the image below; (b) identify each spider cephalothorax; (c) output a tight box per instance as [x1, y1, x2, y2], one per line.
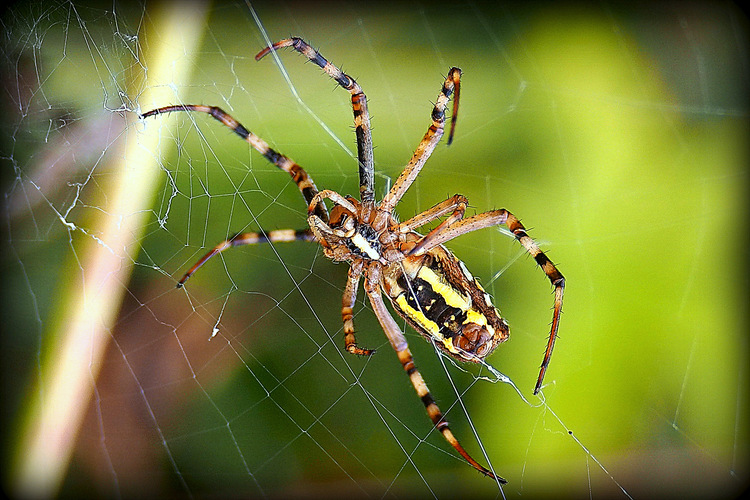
[142, 37, 565, 483]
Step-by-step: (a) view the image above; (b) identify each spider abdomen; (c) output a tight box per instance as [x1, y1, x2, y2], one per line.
[382, 245, 509, 362]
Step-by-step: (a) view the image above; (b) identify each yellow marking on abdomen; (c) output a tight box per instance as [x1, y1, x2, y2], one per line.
[395, 296, 439, 336]
[463, 309, 487, 327]
[416, 266, 471, 310]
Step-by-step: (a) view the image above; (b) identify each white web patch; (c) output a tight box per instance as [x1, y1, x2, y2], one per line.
[2, 1, 747, 499]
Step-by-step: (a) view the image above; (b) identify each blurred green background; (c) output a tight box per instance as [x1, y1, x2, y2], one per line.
[2, 1, 747, 498]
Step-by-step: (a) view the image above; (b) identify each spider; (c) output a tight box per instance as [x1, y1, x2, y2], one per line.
[141, 37, 564, 483]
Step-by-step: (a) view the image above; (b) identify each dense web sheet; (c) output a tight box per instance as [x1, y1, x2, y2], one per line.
[2, 1, 748, 498]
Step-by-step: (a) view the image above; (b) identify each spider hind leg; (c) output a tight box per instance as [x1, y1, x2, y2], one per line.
[176, 229, 314, 286]
[342, 263, 376, 356]
[364, 266, 504, 482]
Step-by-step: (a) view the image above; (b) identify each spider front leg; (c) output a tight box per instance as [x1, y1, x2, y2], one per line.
[363, 264, 505, 483]
[140, 104, 329, 223]
[257, 38, 376, 204]
[378, 67, 461, 216]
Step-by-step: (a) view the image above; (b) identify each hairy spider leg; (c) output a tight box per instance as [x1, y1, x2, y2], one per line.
[445, 68, 461, 145]
[364, 264, 506, 483]
[401, 195, 469, 256]
[378, 68, 461, 216]
[503, 213, 565, 395]
[140, 105, 328, 223]
[257, 38, 376, 204]
[341, 261, 375, 356]
[174, 229, 315, 287]
[396, 195, 469, 234]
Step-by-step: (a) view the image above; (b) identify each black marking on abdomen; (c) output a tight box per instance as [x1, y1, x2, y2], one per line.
[396, 275, 467, 339]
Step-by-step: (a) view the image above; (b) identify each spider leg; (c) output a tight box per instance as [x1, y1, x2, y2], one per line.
[256, 38, 375, 204]
[378, 68, 461, 215]
[408, 209, 565, 395]
[342, 261, 375, 356]
[140, 105, 328, 222]
[305, 191, 355, 246]
[395, 195, 469, 256]
[396, 195, 468, 234]
[309, 189, 358, 217]
[176, 229, 314, 287]
[363, 264, 505, 483]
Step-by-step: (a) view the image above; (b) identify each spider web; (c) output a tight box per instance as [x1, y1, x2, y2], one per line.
[2, 1, 748, 498]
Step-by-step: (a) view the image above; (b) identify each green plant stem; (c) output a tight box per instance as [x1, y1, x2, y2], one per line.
[11, 1, 209, 497]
